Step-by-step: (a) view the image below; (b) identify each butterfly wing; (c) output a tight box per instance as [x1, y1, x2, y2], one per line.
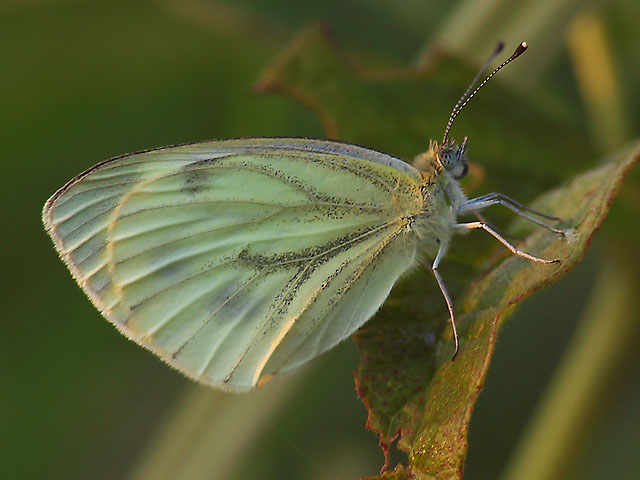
[43, 138, 423, 391]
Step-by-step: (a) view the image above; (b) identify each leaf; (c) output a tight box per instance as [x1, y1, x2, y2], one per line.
[254, 26, 595, 192]
[254, 26, 639, 479]
[357, 143, 638, 479]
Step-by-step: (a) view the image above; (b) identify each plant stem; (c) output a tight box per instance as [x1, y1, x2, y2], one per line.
[424, 0, 597, 85]
[566, 12, 630, 153]
[126, 373, 307, 480]
[499, 250, 638, 480]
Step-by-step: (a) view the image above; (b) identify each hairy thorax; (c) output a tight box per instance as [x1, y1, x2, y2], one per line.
[412, 176, 457, 258]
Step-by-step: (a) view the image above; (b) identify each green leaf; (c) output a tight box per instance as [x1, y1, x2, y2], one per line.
[357, 143, 638, 479]
[254, 26, 595, 190]
[255, 26, 638, 479]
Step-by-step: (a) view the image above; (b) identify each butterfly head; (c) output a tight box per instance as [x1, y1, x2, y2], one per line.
[413, 137, 469, 180]
[434, 137, 468, 179]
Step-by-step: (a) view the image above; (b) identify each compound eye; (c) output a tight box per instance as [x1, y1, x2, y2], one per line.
[439, 150, 452, 167]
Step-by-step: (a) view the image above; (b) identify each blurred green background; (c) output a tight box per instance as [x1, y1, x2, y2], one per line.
[2, 1, 638, 479]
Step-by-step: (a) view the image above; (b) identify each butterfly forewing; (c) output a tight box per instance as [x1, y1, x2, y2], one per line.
[43, 139, 423, 391]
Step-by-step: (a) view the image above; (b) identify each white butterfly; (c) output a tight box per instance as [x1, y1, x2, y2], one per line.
[42, 42, 563, 391]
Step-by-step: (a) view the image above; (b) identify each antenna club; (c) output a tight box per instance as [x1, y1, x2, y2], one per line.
[514, 42, 528, 56]
[493, 40, 506, 55]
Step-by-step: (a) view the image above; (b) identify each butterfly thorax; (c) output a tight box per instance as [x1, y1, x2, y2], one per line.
[411, 138, 470, 257]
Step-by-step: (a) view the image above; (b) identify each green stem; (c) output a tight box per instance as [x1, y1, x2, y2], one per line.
[126, 373, 307, 480]
[565, 13, 631, 153]
[499, 251, 638, 480]
[423, 0, 598, 86]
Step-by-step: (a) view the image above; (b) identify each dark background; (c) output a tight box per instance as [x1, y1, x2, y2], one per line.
[2, 1, 638, 479]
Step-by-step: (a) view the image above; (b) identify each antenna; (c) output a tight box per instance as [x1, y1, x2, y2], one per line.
[442, 42, 528, 144]
[447, 41, 504, 130]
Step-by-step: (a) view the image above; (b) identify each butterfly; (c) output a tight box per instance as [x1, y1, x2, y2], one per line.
[42, 42, 563, 391]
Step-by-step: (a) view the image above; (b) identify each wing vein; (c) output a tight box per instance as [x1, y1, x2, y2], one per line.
[270, 226, 405, 374]
[225, 223, 404, 385]
[171, 269, 264, 363]
[113, 220, 384, 287]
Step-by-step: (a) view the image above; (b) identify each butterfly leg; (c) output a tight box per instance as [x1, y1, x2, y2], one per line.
[459, 193, 565, 235]
[426, 243, 460, 359]
[474, 211, 523, 241]
[457, 221, 561, 264]
[462, 192, 560, 219]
